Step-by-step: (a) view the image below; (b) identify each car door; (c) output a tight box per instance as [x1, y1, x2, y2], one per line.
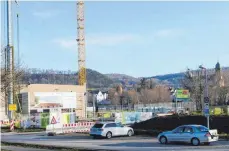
[116, 123, 126, 136]
[169, 126, 185, 142]
[181, 126, 194, 142]
[105, 123, 117, 136]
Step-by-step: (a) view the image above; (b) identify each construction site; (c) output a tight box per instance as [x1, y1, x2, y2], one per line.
[1, 1, 229, 151]
[1, 1, 88, 125]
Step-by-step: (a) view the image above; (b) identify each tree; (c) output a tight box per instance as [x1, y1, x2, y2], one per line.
[181, 68, 229, 109]
[140, 78, 147, 89]
[218, 87, 229, 105]
[127, 90, 139, 105]
[1, 47, 28, 113]
[180, 69, 204, 111]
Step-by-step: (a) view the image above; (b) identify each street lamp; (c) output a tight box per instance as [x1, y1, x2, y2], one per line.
[199, 65, 210, 129]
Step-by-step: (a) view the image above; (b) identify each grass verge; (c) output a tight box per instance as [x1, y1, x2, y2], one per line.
[1, 127, 45, 133]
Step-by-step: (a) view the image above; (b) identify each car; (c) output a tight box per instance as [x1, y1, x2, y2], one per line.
[157, 125, 219, 146]
[90, 122, 134, 139]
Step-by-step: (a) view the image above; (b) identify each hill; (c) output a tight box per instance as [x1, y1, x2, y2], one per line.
[105, 74, 139, 85]
[151, 67, 229, 87]
[22, 68, 115, 88]
[21, 66, 229, 89]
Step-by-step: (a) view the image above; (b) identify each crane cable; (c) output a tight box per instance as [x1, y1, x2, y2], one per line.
[16, 13, 19, 67]
[15, 1, 22, 113]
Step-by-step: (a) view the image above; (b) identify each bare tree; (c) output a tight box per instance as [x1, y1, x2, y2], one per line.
[1, 45, 27, 114]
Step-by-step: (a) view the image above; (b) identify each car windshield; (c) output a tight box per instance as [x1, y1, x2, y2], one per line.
[93, 124, 104, 128]
[196, 126, 209, 132]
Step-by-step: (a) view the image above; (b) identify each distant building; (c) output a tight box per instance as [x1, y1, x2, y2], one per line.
[19, 84, 86, 119]
[96, 91, 108, 102]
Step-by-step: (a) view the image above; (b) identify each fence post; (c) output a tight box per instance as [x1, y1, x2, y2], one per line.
[10, 120, 14, 131]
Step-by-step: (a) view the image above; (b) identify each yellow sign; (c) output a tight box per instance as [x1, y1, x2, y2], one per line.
[9, 104, 17, 111]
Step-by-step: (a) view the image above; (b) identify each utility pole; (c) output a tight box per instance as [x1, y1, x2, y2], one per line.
[199, 65, 210, 129]
[6, 0, 14, 120]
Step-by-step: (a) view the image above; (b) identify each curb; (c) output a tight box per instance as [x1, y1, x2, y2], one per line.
[1, 141, 116, 151]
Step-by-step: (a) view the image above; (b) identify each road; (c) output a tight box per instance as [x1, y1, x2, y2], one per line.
[1, 132, 229, 151]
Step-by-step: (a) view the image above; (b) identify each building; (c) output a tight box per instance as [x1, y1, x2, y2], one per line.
[19, 84, 87, 119]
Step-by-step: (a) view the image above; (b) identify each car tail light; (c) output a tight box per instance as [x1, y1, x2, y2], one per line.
[205, 132, 211, 137]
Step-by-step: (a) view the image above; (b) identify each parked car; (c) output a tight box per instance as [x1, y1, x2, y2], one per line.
[90, 122, 134, 139]
[157, 125, 219, 146]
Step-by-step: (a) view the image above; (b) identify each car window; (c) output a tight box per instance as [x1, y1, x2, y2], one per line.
[184, 127, 193, 133]
[105, 123, 116, 128]
[93, 124, 103, 128]
[116, 123, 123, 127]
[174, 127, 184, 133]
[195, 126, 209, 132]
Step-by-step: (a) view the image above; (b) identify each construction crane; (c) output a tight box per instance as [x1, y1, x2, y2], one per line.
[77, 1, 86, 86]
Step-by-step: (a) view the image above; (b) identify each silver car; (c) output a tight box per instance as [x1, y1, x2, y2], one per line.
[90, 122, 134, 139]
[157, 125, 219, 146]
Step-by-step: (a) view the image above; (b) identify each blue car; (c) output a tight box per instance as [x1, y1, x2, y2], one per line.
[157, 125, 219, 146]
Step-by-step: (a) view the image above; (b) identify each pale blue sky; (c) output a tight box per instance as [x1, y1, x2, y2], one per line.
[3, 1, 229, 77]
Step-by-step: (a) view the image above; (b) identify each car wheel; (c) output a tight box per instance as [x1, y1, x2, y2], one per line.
[191, 138, 200, 146]
[127, 130, 133, 137]
[106, 132, 112, 139]
[204, 142, 210, 145]
[159, 136, 167, 144]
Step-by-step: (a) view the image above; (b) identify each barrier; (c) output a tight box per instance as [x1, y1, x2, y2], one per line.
[46, 123, 63, 134]
[10, 120, 14, 131]
[0, 120, 10, 127]
[46, 122, 95, 135]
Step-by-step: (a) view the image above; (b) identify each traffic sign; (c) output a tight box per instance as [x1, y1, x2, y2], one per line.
[204, 97, 209, 103]
[9, 104, 17, 111]
[204, 104, 209, 109]
[204, 101, 210, 116]
[51, 116, 57, 124]
[204, 108, 210, 116]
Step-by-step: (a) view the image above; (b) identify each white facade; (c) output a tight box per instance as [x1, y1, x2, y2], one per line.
[96, 91, 108, 102]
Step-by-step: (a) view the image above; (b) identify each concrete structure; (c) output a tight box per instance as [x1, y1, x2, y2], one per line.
[19, 84, 87, 119]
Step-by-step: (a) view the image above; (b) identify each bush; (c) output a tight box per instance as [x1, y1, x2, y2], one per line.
[131, 115, 229, 134]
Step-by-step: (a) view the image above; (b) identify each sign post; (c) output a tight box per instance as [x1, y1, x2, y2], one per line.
[51, 116, 57, 134]
[199, 65, 210, 129]
[9, 104, 17, 131]
[204, 97, 210, 128]
[174, 90, 190, 113]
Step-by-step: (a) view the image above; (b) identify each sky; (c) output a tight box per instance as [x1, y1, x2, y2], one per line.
[1, 1, 229, 77]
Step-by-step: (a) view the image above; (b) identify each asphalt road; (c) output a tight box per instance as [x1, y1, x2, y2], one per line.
[1, 132, 229, 151]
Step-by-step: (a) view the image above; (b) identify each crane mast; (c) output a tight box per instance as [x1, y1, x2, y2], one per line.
[77, 1, 86, 86]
